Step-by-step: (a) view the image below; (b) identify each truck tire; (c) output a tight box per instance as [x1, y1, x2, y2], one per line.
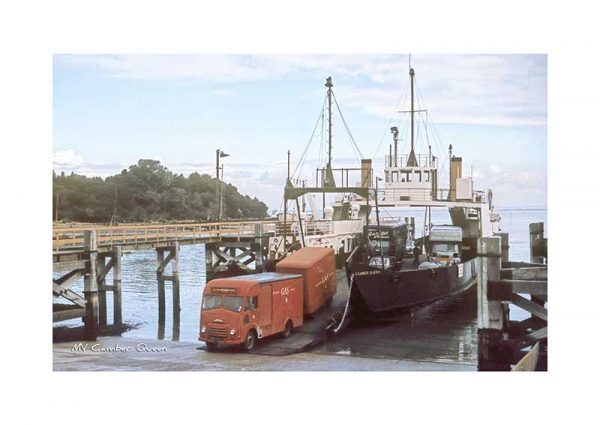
[205, 341, 217, 352]
[243, 330, 256, 351]
[283, 320, 293, 338]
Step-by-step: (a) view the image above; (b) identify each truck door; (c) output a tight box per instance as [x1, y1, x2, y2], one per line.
[256, 285, 273, 337]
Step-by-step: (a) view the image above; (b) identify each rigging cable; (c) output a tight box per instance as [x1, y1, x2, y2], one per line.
[332, 91, 364, 161]
[291, 94, 328, 180]
[415, 78, 449, 180]
[373, 78, 409, 160]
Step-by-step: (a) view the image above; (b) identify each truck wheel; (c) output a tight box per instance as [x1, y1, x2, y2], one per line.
[243, 330, 256, 351]
[283, 320, 293, 338]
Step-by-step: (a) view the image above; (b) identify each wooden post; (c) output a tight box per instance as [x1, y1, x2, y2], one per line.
[83, 230, 99, 341]
[254, 223, 264, 272]
[156, 248, 164, 280]
[113, 246, 122, 325]
[477, 236, 503, 329]
[172, 277, 181, 342]
[156, 247, 165, 339]
[96, 254, 107, 326]
[205, 243, 215, 282]
[172, 242, 180, 280]
[477, 236, 510, 371]
[498, 232, 509, 266]
[157, 278, 165, 340]
[529, 222, 545, 264]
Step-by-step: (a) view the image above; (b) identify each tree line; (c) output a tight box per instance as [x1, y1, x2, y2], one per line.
[53, 159, 269, 223]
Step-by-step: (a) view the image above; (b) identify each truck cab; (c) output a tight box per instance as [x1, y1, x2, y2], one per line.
[199, 273, 303, 351]
[428, 225, 463, 265]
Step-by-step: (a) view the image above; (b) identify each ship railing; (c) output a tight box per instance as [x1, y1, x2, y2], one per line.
[377, 187, 487, 204]
[384, 154, 434, 168]
[315, 167, 372, 189]
[289, 220, 333, 236]
[378, 187, 434, 203]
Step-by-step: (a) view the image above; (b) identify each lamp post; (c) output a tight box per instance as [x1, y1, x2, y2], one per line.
[216, 149, 230, 220]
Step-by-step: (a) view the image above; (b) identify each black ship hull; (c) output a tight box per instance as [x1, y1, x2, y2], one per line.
[346, 252, 478, 320]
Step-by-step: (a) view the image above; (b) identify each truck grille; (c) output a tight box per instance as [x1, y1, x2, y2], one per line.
[207, 326, 228, 338]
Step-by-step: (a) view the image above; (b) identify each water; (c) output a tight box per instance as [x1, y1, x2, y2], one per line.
[54, 207, 547, 364]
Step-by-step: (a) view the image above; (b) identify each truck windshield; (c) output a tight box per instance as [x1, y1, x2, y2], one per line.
[432, 243, 459, 256]
[202, 295, 222, 310]
[223, 296, 244, 312]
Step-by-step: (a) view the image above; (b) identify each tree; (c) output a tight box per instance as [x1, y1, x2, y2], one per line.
[52, 159, 269, 222]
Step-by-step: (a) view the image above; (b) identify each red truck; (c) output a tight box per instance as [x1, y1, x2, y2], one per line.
[199, 247, 335, 351]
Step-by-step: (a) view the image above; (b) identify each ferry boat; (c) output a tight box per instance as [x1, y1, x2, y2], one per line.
[344, 65, 500, 319]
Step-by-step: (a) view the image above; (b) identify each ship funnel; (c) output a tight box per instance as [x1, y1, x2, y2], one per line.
[361, 159, 372, 188]
[449, 156, 463, 201]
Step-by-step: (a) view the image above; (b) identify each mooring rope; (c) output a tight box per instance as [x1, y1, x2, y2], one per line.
[332, 273, 354, 334]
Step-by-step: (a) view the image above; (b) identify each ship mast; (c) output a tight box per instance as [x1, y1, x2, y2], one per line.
[324, 77, 336, 188]
[407, 67, 418, 167]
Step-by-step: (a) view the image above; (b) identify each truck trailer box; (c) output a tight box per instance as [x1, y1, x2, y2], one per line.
[275, 247, 336, 315]
[199, 272, 303, 350]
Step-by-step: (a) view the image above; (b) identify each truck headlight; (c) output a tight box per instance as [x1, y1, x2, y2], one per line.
[201, 326, 206, 333]
[229, 329, 235, 336]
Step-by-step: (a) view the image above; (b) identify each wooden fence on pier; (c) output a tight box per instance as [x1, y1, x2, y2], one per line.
[53, 220, 277, 251]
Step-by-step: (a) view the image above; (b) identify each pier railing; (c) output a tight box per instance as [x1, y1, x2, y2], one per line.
[53, 220, 278, 251]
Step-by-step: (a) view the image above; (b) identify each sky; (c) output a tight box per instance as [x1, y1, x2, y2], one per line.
[53, 54, 547, 210]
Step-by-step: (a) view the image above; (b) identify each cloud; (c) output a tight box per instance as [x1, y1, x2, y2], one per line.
[53, 149, 84, 169]
[55, 54, 547, 127]
[489, 164, 501, 175]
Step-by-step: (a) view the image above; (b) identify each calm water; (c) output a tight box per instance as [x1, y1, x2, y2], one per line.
[54, 207, 547, 364]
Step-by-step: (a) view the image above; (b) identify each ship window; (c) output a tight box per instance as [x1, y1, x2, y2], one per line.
[401, 171, 411, 182]
[414, 171, 421, 182]
[392, 171, 399, 182]
[423, 171, 429, 182]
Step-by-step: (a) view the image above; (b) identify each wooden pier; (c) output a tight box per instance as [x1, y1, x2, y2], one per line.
[477, 223, 548, 371]
[53, 221, 275, 340]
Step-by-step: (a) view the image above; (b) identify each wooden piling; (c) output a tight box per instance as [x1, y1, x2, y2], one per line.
[477, 231, 548, 371]
[477, 236, 503, 330]
[172, 277, 181, 342]
[113, 246, 122, 325]
[172, 242, 180, 279]
[529, 222, 546, 264]
[477, 236, 510, 371]
[498, 232, 509, 266]
[83, 230, 99, 341]
[96, 254, 107, 326]
[157, 278, 166, 340]
[156, 248, 165, 279]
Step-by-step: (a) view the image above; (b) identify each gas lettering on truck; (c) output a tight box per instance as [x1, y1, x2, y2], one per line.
[315, 270, 334, 287]
[280, 287, 290, 296]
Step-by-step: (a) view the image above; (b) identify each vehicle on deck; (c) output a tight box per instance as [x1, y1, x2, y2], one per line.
[199, 247, 335, 351]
